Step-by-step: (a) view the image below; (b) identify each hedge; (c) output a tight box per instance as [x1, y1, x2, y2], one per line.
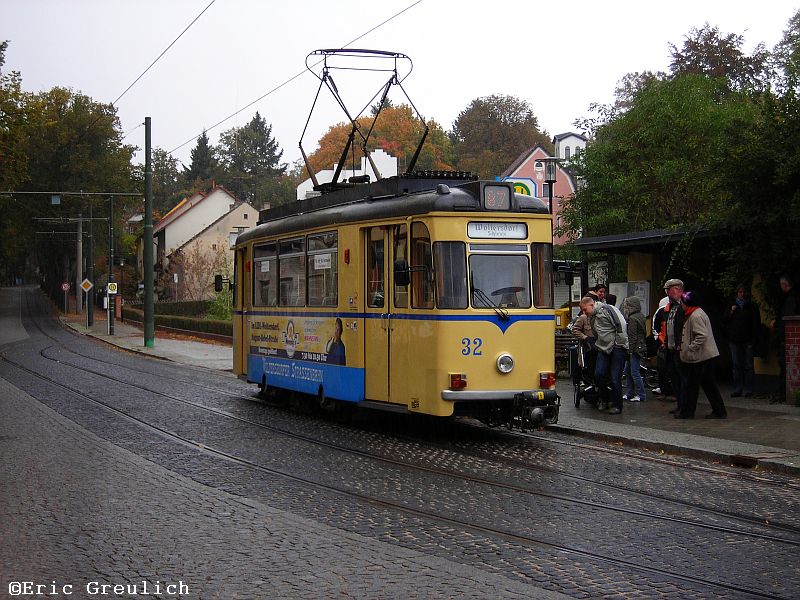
[123, 307, 232, 337]
[127, 301, 211, 317]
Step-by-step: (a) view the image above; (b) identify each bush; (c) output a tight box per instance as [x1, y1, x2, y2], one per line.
[207, 288, 233, 321]
[121, 307, 232, 337]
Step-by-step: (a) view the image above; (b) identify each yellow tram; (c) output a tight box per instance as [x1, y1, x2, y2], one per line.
[230, 174, 560, 429]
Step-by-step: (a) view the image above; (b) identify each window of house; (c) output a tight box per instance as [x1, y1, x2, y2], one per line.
[306, 231, 338, 307]
[243, 213, 248, 220]
[411, 222, 434, 309]
[279, 238, 306, 306]
[253, 242, 277, 306]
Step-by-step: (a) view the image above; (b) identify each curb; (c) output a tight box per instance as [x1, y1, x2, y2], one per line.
[546, 423, 800, 477]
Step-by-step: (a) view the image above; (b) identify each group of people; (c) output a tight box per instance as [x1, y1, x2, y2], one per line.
[569, 277, 795, 419]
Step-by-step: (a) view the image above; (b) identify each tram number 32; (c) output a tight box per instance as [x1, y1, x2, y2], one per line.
[461, 337, 483, 356]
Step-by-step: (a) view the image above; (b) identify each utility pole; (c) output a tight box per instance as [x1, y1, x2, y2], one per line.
[107, 195, 115, 335]
[76, 213, 82, 314]
[144, 117, 155, 347]
[88, 202, 94, 327]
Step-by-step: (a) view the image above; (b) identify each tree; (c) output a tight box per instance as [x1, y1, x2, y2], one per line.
[5, 84, 136, 291]
[560, 75, 760, 238]
[217, 112, 288, 205]
[182, 130, 218, 190]
[774, 8, 800, 93]
[171, 239, 229, 301]
[0, 40, 30, 191]
[450, 94, 552, 178]
[151, 147, 183, 216]
[669, 23, 771, 92]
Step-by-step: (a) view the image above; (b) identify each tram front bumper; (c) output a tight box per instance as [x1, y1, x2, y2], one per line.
[441, 388, 560, 427]
[441, 388, 559, 403]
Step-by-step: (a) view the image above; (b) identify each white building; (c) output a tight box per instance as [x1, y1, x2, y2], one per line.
[552, 132, 588, 161]
[153, 186, 246, 267]
[296, 149, 398, 200]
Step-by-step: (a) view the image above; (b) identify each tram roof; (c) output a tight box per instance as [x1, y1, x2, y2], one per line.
[237, 175, 549, 245]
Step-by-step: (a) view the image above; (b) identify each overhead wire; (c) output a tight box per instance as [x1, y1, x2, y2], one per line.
[77, 0, 217, 145]
[167, 0, 424, 156]
[112, 0, 217, 107]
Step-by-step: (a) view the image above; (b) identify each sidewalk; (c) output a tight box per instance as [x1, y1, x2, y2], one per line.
[553, 379, 800, 476]
[60, 313, 800, 476]
[60, 312, 233, 372]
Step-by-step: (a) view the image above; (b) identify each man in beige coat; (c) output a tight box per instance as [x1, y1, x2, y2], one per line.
[679, 291, 727, 419]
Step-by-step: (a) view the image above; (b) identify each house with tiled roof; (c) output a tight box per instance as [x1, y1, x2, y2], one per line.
[500, 143, 578, 246]
[137, 186, 257, 297]
[153, 185, 241, 267]
[169, 200, 258, 300]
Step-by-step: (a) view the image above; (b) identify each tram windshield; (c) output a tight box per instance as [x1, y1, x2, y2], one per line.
[469, 252, 532, 309]
[430, 242, 552, 310]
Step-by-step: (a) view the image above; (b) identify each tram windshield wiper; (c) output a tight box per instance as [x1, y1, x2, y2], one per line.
[470, 277, 509, 321]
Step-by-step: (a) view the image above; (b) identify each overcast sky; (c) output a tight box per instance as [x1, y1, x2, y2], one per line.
[3, 1, 797, 169]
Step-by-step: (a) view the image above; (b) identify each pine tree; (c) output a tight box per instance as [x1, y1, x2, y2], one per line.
[183, 130, 218, 188]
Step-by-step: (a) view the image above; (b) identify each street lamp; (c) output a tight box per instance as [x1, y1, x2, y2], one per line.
[541, 157, 559, 215]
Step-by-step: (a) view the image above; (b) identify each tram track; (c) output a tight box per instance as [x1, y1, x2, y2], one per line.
[16, 288, 800, 535]
[19, 340, 800, 548]
[16, 292, 800, 540]
[0, 350, 792, 600]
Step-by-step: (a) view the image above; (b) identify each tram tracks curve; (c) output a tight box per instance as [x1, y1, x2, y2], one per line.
[17, 340, 800, 548]
[0, 349, 794, 600]
[15, 290, 800, 543]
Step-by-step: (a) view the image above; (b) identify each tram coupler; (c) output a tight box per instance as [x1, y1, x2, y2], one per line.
[513, 390, 560, 430]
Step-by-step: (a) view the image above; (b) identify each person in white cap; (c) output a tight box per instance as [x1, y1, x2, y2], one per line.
[659, 278, 688, 418]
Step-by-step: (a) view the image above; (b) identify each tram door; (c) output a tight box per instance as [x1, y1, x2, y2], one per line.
[364, 227, 390, 401]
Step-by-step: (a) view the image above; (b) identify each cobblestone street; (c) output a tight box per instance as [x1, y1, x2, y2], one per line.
[2, 287, 799, 599]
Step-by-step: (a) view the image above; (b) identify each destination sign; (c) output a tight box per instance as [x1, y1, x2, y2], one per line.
[467, 222, 527, 240]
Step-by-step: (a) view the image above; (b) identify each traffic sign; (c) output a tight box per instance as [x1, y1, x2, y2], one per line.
[107, 282, 118, 295]
[81, 278, 93, 293]
[60, 282, 70, 292]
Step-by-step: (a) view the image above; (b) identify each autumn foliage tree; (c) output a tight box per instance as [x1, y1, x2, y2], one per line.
[304, 104, 454, 177]
[450, 94, 552, 178]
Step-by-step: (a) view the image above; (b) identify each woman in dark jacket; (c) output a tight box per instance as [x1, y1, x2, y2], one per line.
[623, 296, 647, 402]
[723, 285, 759, 397]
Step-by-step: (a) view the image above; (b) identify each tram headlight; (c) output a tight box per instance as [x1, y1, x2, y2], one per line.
[496, 353, 514, 374]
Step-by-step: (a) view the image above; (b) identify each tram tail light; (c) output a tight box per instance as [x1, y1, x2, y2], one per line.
[539, 371, 556, 389]
[449, 373, 468, 390]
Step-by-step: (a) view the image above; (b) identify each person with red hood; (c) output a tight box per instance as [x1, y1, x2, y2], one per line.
[679, 290, 727, 419]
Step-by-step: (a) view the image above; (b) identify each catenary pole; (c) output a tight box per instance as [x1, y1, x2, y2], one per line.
[88, 202, 94, 326]
[108, 195, 115, 335]
[144, 117, 155, 347]
[76, 213, 82, 314]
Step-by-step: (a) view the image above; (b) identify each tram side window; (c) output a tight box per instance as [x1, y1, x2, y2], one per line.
[307, 231, 338, 307]
[393, 224, 408, 309]
[367, 228, 384, 308]
[253, 243, 277, 306]
[531, 242, 554, 308]
[411, 222, 434, 309]
[279, 238, 306, 306]
[434, 242, 467, 309]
